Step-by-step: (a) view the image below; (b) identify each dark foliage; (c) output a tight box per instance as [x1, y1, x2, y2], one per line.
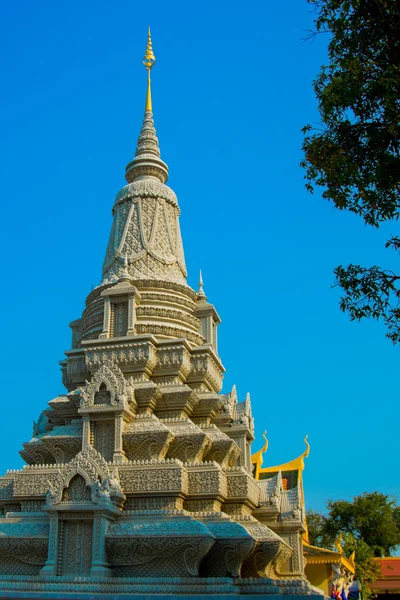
[302, 0, 400, 341]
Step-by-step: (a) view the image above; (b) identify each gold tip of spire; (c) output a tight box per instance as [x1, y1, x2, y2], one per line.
[143, 27, 156, 113]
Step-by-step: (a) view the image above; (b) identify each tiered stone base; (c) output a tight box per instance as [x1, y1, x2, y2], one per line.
[0, 575, 324, 598]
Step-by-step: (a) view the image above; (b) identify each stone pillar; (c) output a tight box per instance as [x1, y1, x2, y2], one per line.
[213, 322, 218, 352]
[113, 415, 126, 464]
[206, 315, 213, 345]
[246, 441, 251, 472]
[82, 416, 91, 450]
[127, 294, 136, 336]
[100, 296, 111, 339]
[290, 532, 305, 575]
[40, 514, 59, 576]
[90, 515, 112, 577]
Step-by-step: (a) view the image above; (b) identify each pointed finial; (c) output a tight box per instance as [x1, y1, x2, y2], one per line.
[197, 269, 207, 299]
[125, 28, 169, 184]
[143, 27, 156, 113]
[119, 253, 130, 280]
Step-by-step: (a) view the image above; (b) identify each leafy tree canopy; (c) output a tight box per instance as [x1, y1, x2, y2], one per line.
[302, 0, 400, 341]
[307, 492, 400, 598]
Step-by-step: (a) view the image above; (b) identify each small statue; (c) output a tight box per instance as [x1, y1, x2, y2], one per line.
[108, 469, 122, 495]
[46, 480, 56, 504]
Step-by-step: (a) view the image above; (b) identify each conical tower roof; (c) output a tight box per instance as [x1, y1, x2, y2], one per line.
[102, 30, 187, 287]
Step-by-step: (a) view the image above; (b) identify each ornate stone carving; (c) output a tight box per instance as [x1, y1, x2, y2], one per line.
[138, 306, 200, 330]
[106, 519, 214, 577]
[202, 425, 241, 467]
[240, 523, 292, 579]
[42, 445, 123, 509]
[123, 417, 173, 461]
[113, 179, 178, 208]
[119, 464, 187, 494]
[187, 352, 224, 392]
[200, 522, 255, 577]
[187, 468, 227, 497]
[14, 472, 60, 497]
[0, 538, 48, 576]
[102, 169, 188, 285]
[66, 355, 89, 383]
[85, 342, 157, 376]
[225, 469, 261, 506]
[142, 291, 195, 310]
[137, 323, 204, 346]
[79, 362, 129, 409]
[154, 345, 192, 378]
[0, 479, 14, 499]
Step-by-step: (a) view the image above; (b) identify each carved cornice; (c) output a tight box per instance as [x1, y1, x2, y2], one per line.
[137, 306, 200, 330]
[137, 323, 204, 346]
[84, 340, 158, 377]
[114, 179, 178, 209]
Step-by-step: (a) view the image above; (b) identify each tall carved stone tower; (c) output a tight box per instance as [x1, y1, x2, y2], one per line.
[0, 31, 322, 599]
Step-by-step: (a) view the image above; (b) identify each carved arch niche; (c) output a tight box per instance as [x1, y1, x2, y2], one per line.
[79, 362, 135, 411]
[61, 474, 91, 503]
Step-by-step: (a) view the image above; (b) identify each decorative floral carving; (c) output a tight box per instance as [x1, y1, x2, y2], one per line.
[0, 479, 14, 499]
[85, 342, 157, 374]
[138, 307, 200, 330]
[79, 362, 128, 409]
[137, 324, 204, 346]
[187, 469, 227, 497]
[14, 472, 60, 497]
[119, 466, 187, 494]
[188, 353, 224, 392]
[226, 471, 261, 505]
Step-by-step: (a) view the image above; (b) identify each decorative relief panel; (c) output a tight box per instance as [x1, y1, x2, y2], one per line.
[66, 356, 89, 385]
[187, 469, 227, 497]
[119, 466, 187, 494]
[92, 422, 115, 463]
[61, 520, 93, 576]
[0, 538, 48, 576]
[225, 470, 261, 506]
[138, 307, 200, 330]
[188, 353, 224, 393]
[85, 342, 157, 375]
[154, 346, 192, 378]
[0, 479, 14, 499]
[137, 324, 204, 347]
[14, 472, 60, 497]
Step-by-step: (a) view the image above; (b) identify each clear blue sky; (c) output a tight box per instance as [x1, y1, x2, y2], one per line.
[0, 0, 397, 512]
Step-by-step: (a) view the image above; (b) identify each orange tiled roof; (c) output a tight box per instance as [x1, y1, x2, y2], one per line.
[376, 558, 400, 578]
[371, 558, 400, 591]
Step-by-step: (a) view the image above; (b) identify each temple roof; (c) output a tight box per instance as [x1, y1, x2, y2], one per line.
[371, 558, 400, 591]
[251, 434, 310, 482]
[302, 541, 356, 574]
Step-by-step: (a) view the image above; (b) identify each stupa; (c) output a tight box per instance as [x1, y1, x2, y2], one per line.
[0, 30, 324, 598]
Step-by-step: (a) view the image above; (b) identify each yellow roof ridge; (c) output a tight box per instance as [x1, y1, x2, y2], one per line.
[259, 435, 310, 474]
[302, 540, 356, 573]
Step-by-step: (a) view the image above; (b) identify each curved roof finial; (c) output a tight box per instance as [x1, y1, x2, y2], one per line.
[251, 430, 269, 478]
[303, 434, 310, 458]
[262, 430, 269, 452]
[143, 27, 156, 113]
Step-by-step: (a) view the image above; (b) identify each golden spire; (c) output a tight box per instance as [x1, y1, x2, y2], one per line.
[143, 27, 156, 112]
